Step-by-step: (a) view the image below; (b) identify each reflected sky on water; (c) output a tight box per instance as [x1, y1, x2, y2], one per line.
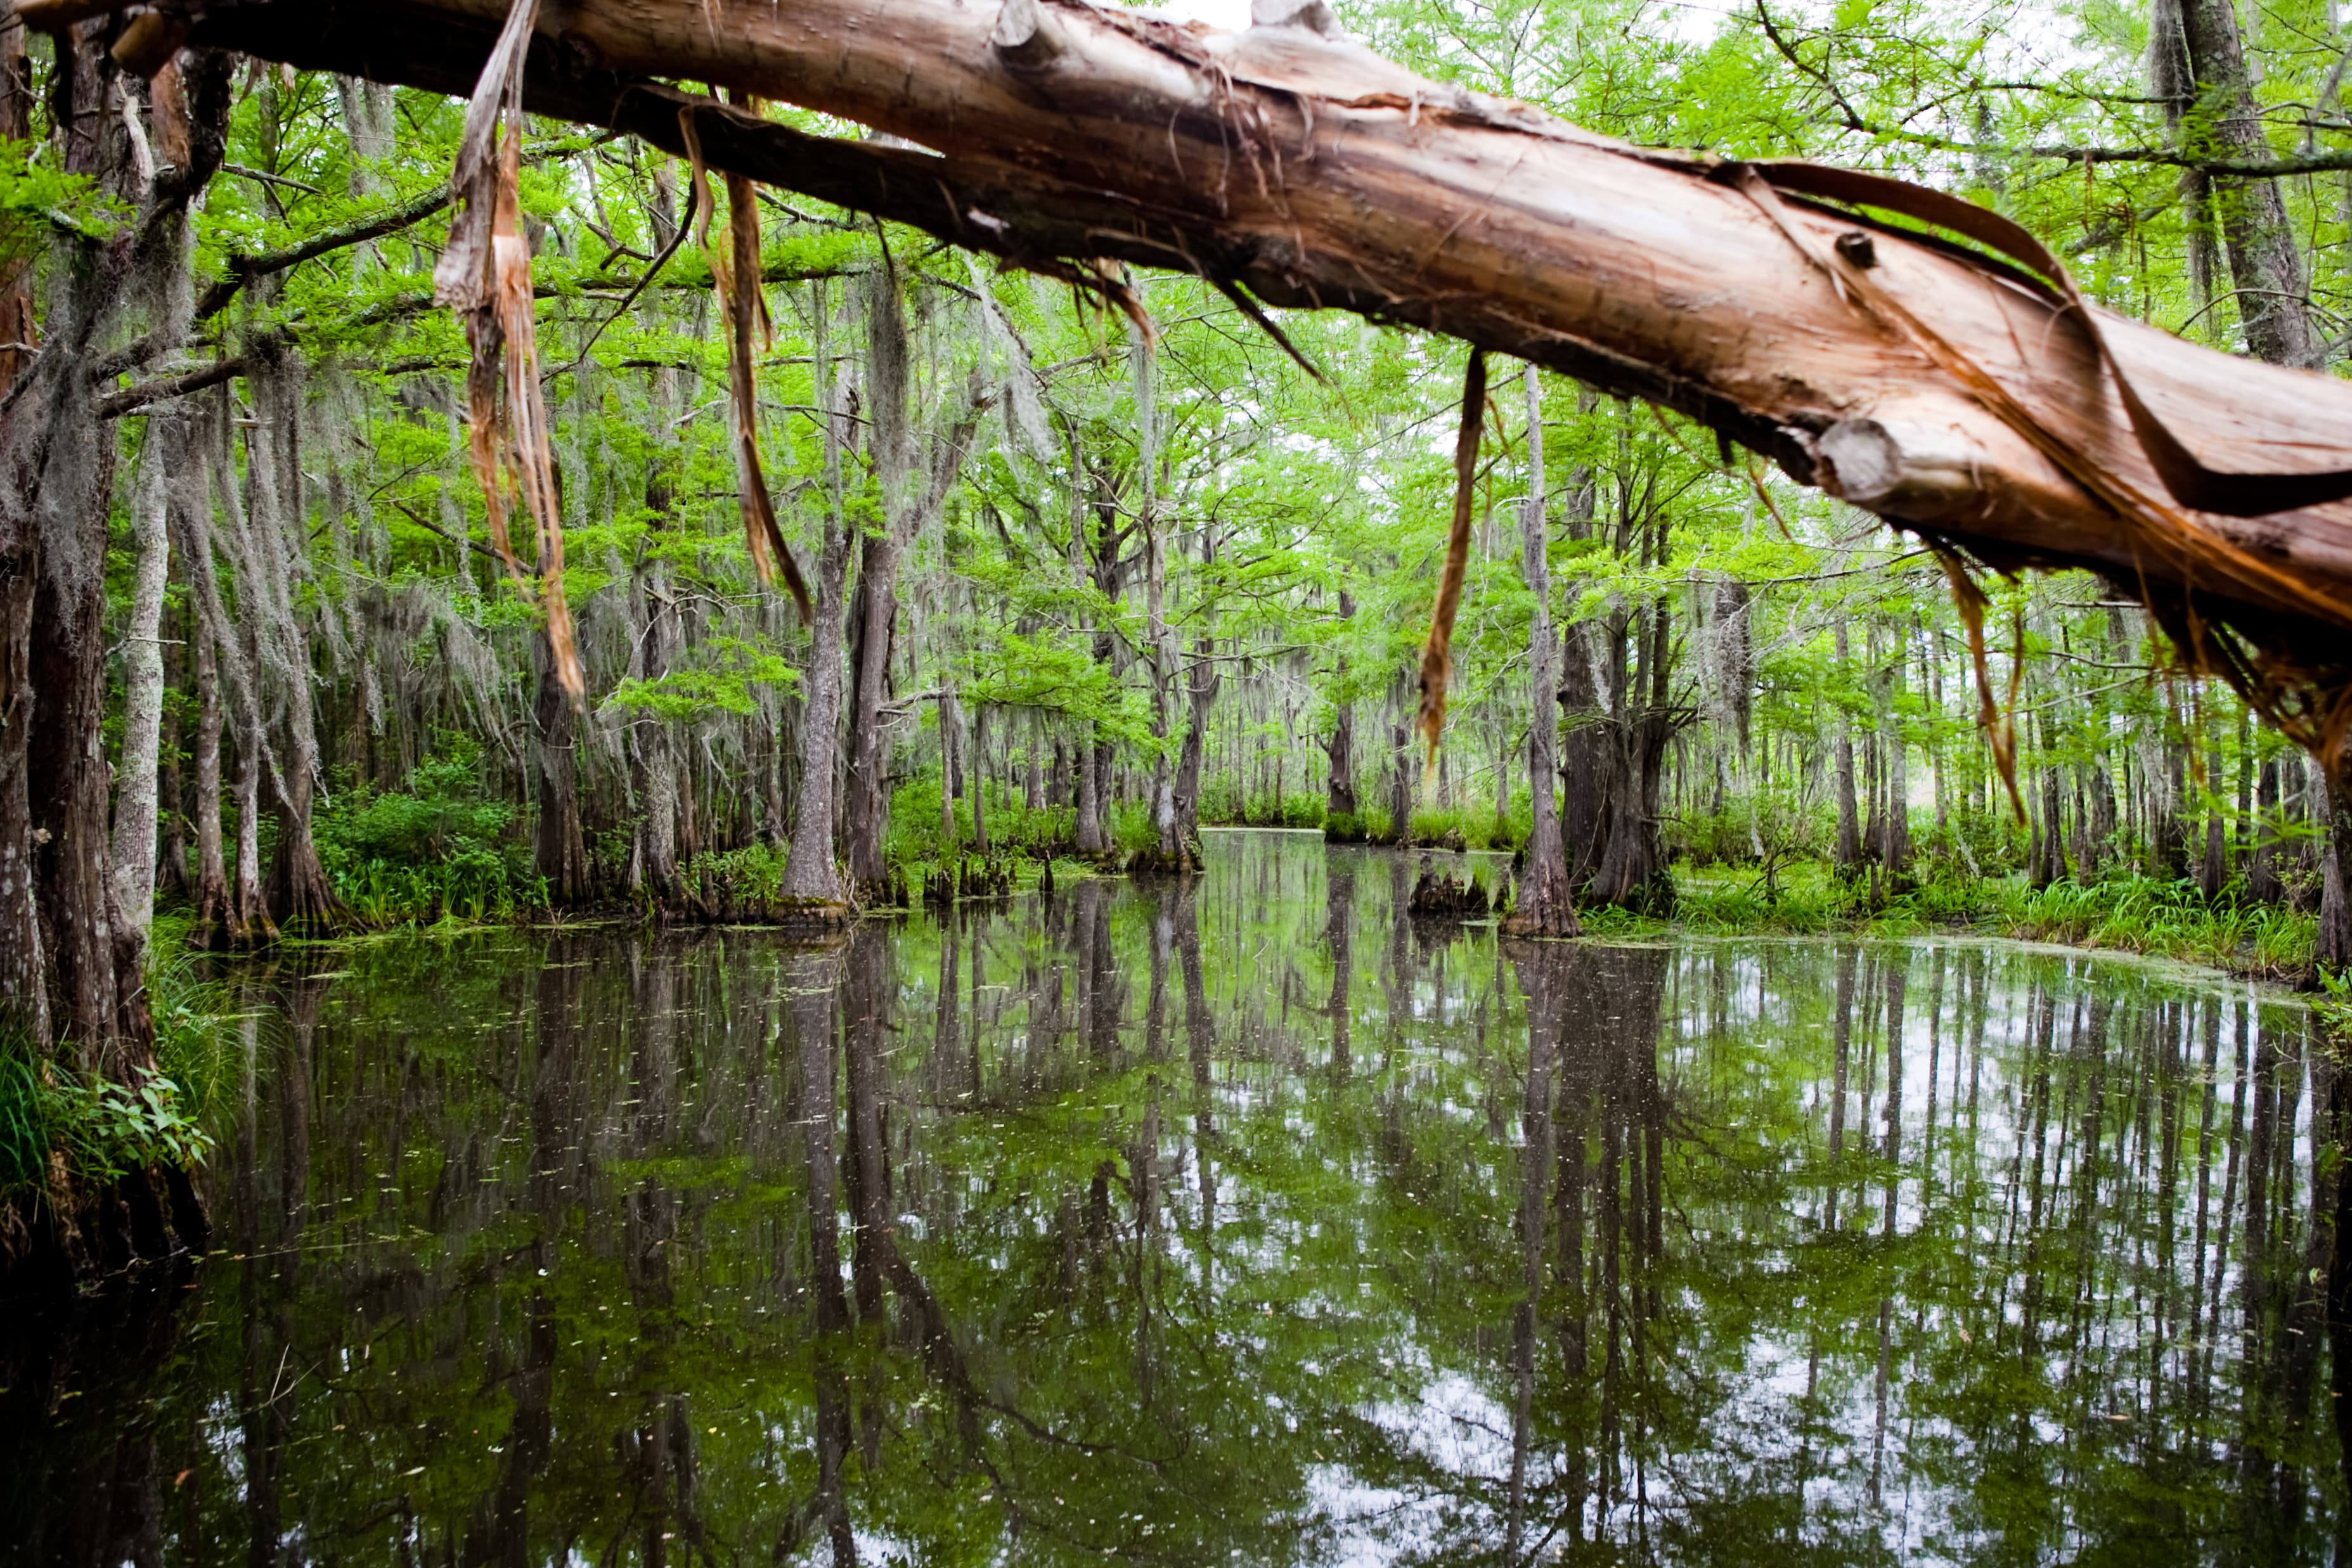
[3, 831, 2342, 1565]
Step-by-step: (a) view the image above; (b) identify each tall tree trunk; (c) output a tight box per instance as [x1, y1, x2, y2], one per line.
[629, 559, 683, 906]
[1589, 537, 1673, 911]
[246, 354, 339, 933]
[782, 283, 854, 907]
[970, 703, 990, 857]
[16, 25, 216, 1062]
[2200, 711, 2229, 898]
[2178, 0, 2320, 368]
[0, 10, 41, 1039]
[2174, 0, 2351, 932]
[531, 625, 588, 903]
[156, 590, 190, 903]
[2322, 781, 2352, 970]
[1387, 709, 1412, 846]
[1558, 626, 1608, 884]
[840, 266, 986, 893]
[1323, 706, 1357, 818]
[2251, 757, 2284, 903]
[1834, 625, 1862, 877]
[2161, 745, 2189, 876]
[1092, 737, 1117, 849]
[1324, 593, 1357, 821]
[233, 721, 274, 946]
[1884, 637, 1911, 880]
[937, 690, 960, 858]
[841, 522, 905, 890]
[1506, 365, 1578, 937]
[191, 622, 232, 941]
[1173, 639, 1216, 853]
[1134, 333, 1188, 871]
[107, 418, 180, 945]
[1075, 721, 1105, 855]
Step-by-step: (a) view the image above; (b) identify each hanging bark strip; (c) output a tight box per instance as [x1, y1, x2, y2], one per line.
[430, 0, 583, 707]
[1419, 350, 1485, 764]
[680, 101, 812, 619]
[1929, 544, 2026, 822]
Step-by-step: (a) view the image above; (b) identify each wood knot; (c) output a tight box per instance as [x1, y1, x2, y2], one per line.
[1833, 230, 1878, 269]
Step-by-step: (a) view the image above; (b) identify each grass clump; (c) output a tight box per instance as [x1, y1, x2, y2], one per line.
[1, 916, 235, 1198]
[1996, 875, 2315, 980]
[1405, 802, 1527, 853]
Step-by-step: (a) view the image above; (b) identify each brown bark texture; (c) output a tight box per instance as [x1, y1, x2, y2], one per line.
[146, 0, 2352, 749]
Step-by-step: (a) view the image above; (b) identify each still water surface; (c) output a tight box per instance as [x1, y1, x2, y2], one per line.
[4, 832, 2345, 1565]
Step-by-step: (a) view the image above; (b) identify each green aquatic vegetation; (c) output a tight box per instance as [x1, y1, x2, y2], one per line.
[0, 1050, 211, 1193]
[144, 915, 242, 1124]
[1998, 875, 2318, 980]
[679, 842, 791, 906]
[1594, 859, 2320, 982]
[1405, 800, 1527, 852]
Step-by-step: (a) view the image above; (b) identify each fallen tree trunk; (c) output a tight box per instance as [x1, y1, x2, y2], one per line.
[55, 0, 2352, 734]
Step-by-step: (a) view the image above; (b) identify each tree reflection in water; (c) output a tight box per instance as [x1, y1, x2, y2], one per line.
[1, 833, 2344, 1565]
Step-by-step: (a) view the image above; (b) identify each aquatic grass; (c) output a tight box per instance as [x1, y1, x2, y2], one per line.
[1596, 860, 2319, 982]
[1405, 802, 1528, 852]
[1196, 783, 1326, 829]
[1998, 874, 2316, 980]
[145, 913, 243, 1124]
[682, 842, 791, 906]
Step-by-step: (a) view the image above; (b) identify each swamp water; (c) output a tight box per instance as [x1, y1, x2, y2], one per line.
[4, 830, 2346, 1565]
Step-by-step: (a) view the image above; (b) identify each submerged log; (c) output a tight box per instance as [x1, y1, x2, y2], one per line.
[51, 0, 2352, 732]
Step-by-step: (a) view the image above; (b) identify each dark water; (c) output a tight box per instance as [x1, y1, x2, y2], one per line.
[6, 832, 2347, 1565]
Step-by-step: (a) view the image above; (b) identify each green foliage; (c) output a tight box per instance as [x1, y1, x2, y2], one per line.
[0, 918, 238, 1196]
[680, 842, 791, 906]
[886, 772, 1079, 869]
[1198, 782, 1327, 830]
[1404, 800, 1524, 852]
[1608, 859, 2321, 982]
[602, 638, 798, 723]
[145, 915, 242, 1124]
[0, 1046, 214, 1197]
[0, 134, 124, 257]
[1108, 799, 1160, 856]
[316, 740, 542, 925]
